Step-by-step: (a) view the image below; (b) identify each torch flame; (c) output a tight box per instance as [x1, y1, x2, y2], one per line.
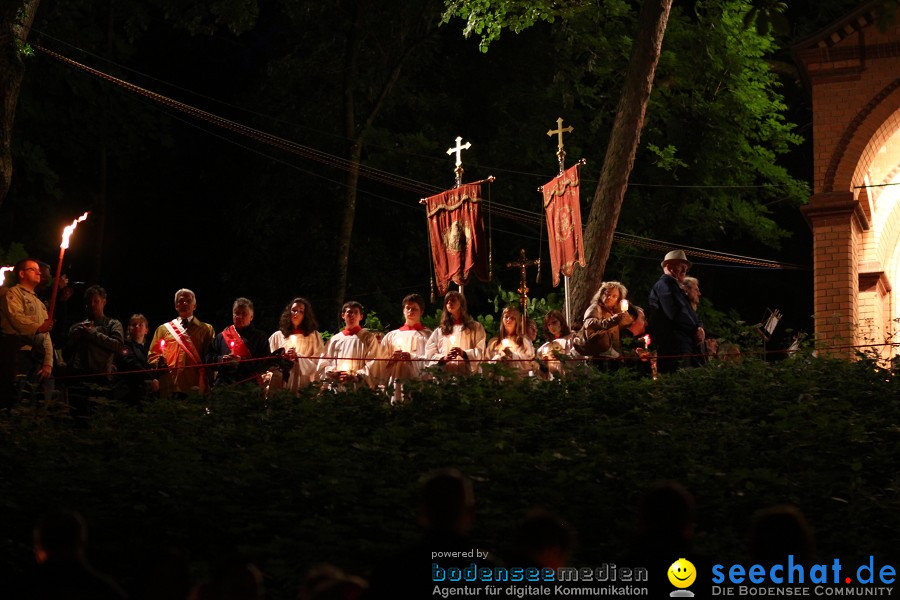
[1, 265, 13, 281]
[61, 212, 89, 249]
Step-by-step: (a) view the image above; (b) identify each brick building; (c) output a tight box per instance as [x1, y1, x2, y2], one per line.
[793, 1, 900, 358]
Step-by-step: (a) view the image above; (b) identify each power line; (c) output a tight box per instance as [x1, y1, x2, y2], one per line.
[32, 43, 808, 272]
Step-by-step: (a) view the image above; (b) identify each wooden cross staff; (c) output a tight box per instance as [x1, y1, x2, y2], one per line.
[446, 136, 472, 188]
[505, 248, 541, 325]
[547, 117, 574, 175]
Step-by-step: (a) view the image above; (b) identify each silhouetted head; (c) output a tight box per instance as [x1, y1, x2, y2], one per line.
[33, 509, 88, 563]
[419, 468, 475, 535]
[637, 481, 695, 543]
[749, 504, 815, 568]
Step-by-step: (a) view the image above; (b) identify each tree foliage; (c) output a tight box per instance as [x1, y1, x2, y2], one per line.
[441, 0, 811, 314]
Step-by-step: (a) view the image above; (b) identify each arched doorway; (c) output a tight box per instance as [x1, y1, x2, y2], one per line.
[794, 1, 900, 359]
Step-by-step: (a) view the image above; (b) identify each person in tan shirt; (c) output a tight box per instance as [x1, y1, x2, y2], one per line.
[0, 258, 55, 403]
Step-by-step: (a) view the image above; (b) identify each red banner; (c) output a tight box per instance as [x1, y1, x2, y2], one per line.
[425, 183, 490, 296]
[542, 164, 585, 287]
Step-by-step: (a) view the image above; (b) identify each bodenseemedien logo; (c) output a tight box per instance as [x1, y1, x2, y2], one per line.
[668, 558, 697, 597]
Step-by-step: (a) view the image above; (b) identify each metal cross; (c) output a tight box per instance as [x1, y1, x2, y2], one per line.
[446, 136, 471, 168]
[547, 117, 573, 152]
[506, 248, 541, 318]
[547, 117, 574, 175]
[446, 136, 472, 187]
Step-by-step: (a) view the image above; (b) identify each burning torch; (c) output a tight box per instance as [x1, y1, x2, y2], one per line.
[49, 212, 88, 320]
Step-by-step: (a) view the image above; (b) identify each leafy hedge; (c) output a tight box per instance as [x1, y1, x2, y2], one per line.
[1, 355, 898, 597]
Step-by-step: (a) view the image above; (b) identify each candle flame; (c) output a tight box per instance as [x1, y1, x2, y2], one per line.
[1, 265, 13, 280]
[621, 299, 629, 312]
[61, 212, 89, 249]
[159, 339, 166, 351]
[642, 334, 651, 347]
[501, 338, 512, 349]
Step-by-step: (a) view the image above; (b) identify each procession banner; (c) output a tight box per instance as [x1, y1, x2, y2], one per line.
[542, 164, 586, 287]
[425, 183, 490, 296]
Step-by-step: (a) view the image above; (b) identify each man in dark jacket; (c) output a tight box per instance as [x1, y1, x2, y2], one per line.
[647, 250, 704, 374]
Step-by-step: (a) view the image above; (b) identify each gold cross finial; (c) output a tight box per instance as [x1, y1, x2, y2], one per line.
[446, 136, 472, 168]
[547, 117, 573, 152]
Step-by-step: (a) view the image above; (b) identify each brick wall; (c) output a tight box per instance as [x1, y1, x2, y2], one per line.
[798, 12, 900, 358]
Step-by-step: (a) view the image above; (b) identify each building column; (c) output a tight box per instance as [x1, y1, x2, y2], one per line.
[801, 191, 868, 357]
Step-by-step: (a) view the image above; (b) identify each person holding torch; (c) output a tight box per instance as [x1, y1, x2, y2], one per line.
[0, 258, 55, 402]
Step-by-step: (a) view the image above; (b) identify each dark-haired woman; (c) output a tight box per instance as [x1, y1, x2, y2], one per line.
[268, 297, 324, 393]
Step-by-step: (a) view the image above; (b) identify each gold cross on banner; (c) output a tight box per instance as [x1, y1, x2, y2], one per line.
[547, 117, 573, 152]
[446, 136, 472, 167]
[447, 136, 472, 187]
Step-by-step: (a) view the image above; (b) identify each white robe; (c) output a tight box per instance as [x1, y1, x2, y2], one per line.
[316, 329, 380, 387]
[536, 335, 582, 379]
[487, 336, 536, 376]
[268, 330, 324, 393]
[379, 327, 432, 385]
[425, 323, 486, 375]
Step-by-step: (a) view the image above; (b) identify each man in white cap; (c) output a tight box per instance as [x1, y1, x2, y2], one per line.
[648, 250, 704, 374]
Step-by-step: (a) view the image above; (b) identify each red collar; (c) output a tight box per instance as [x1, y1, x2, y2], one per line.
[342, 325, 362, 336]
[400, 323, 424, 331]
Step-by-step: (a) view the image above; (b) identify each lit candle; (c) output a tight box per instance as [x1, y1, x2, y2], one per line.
[642, 334, 651, 348]
[621, 299, 629, 312]
[159, 339, 166, 352]
[501, 338, 512, 349]
[229, 340, 235, 350]
[339, 359, 353, 373]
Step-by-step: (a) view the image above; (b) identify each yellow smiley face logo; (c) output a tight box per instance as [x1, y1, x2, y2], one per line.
[668, 558, 696, 588]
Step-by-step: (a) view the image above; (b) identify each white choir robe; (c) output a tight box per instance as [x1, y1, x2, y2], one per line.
[487, 336, 536, 376]
[316, 329, 380, 387]
[269, 330, 325, 393]
[425, 323, 487, 375]
[536, 335, 582, 379]
[379, 327, 432, 386]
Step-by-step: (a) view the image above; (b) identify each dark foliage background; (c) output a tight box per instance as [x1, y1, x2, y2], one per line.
[2, 0, 875, 338]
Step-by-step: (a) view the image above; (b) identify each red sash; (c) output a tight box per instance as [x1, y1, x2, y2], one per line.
[163, 319, 202, 365]
[222, 325, 252, 359]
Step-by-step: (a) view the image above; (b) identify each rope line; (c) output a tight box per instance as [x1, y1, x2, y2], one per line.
[47, 339, 899, 383]
[33, 44, 807, 271]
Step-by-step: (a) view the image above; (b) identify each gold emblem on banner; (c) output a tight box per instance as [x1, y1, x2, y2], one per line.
[442, 220, 471, 253]
[555, 205, 575, 241]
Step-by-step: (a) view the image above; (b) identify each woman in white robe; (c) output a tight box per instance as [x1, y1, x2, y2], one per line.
[486, 305, 535, 376]
[268, 297, 324, 393]
[425, 291, 486, 375]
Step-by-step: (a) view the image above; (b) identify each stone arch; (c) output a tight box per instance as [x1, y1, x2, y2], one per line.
[824, 78, 900, 193]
